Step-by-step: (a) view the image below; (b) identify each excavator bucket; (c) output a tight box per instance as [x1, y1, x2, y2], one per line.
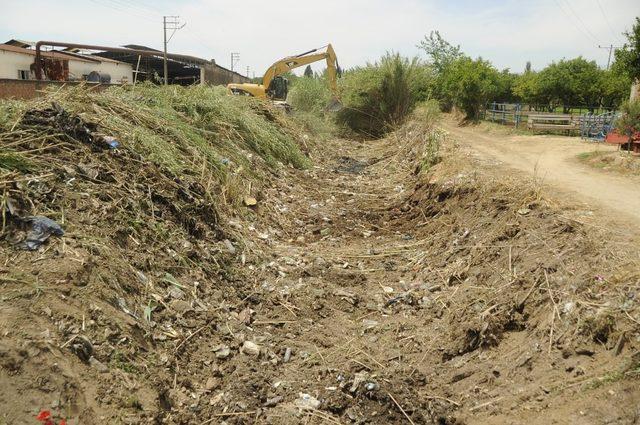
[326, 97, 343, 112]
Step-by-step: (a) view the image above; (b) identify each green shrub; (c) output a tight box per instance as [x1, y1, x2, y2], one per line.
[616, 99, 640, 145]
[337, 53, 432, 137]
[288, 77, 331, 113]
[288, 77, 339, 139]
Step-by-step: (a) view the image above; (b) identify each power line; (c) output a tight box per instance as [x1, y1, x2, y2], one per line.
[230, 52, 240, 72]
[163, 16, 186, 85]
[598, 44, 621, 69]
[86, 0, 157, 23]
[594, 0, 625, 44]
[552, 0, 598, 44]
[559, 0, 600, 43]
[109, 0, 158, 16]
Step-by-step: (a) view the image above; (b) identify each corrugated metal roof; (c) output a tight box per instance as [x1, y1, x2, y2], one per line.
[0, 44, 95, 62]
[0, 44, 130, 65]
[4, 39, 34, 48]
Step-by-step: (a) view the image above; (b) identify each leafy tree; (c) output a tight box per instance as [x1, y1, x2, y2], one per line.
[495, 69, 518, 103]
[417, 31, 463, 109]
[440, 57, 501, 119]
[614, 17, 640, 82]
[417, 31, 463, 73]
[303, 65, 314, 78]
[513, 72, 541, 106]
[536, 57, 603, 112]
[601, 61, 633, 108]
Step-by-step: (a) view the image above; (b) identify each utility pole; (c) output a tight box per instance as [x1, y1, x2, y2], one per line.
[598, 44, 618, 70]
[163, 16, 186, 85]
[246, 66, 249, 77]
[230, 52, 240, 72]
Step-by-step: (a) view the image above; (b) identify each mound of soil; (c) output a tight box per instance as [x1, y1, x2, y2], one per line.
[578, 150, 640, 176]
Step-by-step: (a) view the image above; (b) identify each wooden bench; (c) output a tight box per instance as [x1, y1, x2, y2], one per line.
[527, 114, 576, 131]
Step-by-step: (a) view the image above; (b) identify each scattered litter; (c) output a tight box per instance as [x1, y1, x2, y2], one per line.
[365, 382, 379, 391]
[517, 208, 531, 216]
[283, 347, 292, 363]
[213, 345, 231, 359]
[17, 216, 64, 251]
[244, 196, 258, 206]
[116, 297, 139, 319]
[101, 136, 120, 149]
[69, 335, 93, 362]
[264, 395, 283, 407]
[223, 239, 236, 254]
[295, 393, 321, 410]
[22, 102, 96, 145]
[362, 319, 379, 330]
[350, 372, 369, 393]
[563, 301, 576, 314]
[241, 341, 261, 356]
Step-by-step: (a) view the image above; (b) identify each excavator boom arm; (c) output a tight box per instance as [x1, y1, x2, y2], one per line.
[262, 44, 339, 97]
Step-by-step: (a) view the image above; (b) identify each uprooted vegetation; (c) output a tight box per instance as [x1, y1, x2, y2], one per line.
[0, 84, 312, 422]
[0, 85, 639, 424]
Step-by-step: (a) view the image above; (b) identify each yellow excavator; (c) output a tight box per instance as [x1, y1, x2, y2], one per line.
[227, 44, 342, 111]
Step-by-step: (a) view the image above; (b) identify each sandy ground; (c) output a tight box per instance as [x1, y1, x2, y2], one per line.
[439, 119, 640, 230]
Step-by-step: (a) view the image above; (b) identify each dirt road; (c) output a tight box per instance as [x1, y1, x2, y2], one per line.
[439, 119, 640, 227]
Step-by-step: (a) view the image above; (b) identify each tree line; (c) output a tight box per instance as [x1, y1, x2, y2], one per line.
[290, 17, 640, 134]
[419, 29, 634, 118]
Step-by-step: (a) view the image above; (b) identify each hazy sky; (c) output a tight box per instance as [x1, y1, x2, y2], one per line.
[1, 0, 638, 76]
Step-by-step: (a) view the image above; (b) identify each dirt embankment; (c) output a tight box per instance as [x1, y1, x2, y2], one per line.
[578, 151, 640, 177]
[1, 91, 639, 424]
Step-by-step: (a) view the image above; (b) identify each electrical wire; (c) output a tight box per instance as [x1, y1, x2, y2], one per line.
[559, 0, 600, 43]
[594, 0, 625, 44]
[77, 0, 247, 71]
[551, 0, 596, 44]
[108, 0, 158, 17]
[86, 0, 158, 24]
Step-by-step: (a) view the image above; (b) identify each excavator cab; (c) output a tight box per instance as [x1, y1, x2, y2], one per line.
[266, 76, 289, 101]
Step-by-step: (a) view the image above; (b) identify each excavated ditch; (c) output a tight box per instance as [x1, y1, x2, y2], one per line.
[0, 106, 639, 424]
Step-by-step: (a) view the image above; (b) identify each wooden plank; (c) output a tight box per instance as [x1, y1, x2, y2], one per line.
[529, 115, 573, 120]
[529, 124, 576, 130]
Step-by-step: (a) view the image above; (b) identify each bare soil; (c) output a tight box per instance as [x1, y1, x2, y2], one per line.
[1, 114, 639, 424]
[439, 117, 640, 228]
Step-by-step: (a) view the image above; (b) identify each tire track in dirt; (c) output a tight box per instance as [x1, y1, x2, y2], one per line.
[439, 118, 640, 230]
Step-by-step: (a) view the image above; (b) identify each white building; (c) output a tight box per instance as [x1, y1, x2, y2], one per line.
[0, 42, 132, 83]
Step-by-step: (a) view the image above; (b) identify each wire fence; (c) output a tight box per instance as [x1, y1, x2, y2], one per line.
[483, 102, 619, 141]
